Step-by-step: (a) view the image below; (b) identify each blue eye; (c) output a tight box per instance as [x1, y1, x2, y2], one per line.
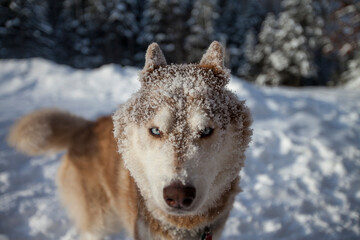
[200, 127, 214, 138]
[150, 127, 161, 137]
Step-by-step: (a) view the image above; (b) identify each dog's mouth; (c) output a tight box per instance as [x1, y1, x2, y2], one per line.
[164, 205, 197, 216]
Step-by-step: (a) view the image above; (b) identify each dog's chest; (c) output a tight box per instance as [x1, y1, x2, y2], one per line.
[135, 218, 211, 240]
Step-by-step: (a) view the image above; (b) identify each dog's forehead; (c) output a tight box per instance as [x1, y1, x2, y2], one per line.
[144, 65, 224, 112]
[151, 103, 211, 130]
[188, 107, 211, 130]
[142, 64, 222, 93]
[114, 63, 242, 130]
[151, 107, 173, 130]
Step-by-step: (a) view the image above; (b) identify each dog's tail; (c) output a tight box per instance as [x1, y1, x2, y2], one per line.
[8, 109, 91, 156]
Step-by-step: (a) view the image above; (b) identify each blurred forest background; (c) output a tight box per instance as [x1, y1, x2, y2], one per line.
[0, 0, 359, 86]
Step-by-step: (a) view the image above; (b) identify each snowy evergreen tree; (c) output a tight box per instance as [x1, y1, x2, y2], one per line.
[54, 0, 95, 67]
[89, 0, 141, 65]
[318, 0, 360, 85]
[244, 0, 327, 86]
[0, 0, 350, 87]
[215, 0, 242, 41]
[215, 0, 243, 69]
[215, 0, 265, 76]
[0, 0, 53, 59]
[238, 28, 257, 76]
[55, 0, 142, 68]
[185, 0, 217, 63]
[340, 49, 360, 85]
[140, 0, 191, 63]
[231, 0, 265, 75]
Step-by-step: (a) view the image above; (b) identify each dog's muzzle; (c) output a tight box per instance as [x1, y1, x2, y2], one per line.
[163, 181, 196, 210]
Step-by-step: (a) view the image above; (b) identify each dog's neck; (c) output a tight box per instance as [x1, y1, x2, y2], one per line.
[135, 177, 240, 239]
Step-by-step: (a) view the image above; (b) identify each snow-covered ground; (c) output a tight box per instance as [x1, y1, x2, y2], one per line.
[0, 58, 359, 240]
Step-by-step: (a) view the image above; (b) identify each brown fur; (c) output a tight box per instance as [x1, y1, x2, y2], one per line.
[57, 116, 139, 237]
[8, 109, 90, 155]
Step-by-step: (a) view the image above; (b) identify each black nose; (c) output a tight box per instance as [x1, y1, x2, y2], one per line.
[163, 181, 196, 209]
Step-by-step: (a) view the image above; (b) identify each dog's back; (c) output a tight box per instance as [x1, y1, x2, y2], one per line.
[9, 111, 138, 239]
[57, 116, 138, 238]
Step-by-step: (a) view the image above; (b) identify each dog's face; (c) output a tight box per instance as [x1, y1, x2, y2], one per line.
[113, 42, 252, 216]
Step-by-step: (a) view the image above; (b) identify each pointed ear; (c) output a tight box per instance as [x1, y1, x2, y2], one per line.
[143, 43, 167, 72]
[199, 41, 225, 71]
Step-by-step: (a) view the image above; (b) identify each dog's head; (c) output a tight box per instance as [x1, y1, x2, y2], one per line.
[113, 42, 252, 216]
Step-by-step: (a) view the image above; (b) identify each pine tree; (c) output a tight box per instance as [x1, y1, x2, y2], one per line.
[140, 0, 191, 63]
[90, 0, 141, 65]
[215, 0, 265, 76]
[215, 0, 243, 70]
[55, 0, 142, 68]
[318, 0, 360, 85]
[231, 0, 265, 75]
[340, 49, 360, 85]
[0, 0, 53, 59]
[244, 0, 327, 86]
[185, 0, 217, 63]
[54, 0, 93, 67]
[238, 28, 256, 77]
[215, 0, 242, 42]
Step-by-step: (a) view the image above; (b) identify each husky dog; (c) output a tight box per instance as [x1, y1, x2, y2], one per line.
[8, 42, 252, 240]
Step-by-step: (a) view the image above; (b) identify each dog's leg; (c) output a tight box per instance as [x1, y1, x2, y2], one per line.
[57, 156, 109, 240]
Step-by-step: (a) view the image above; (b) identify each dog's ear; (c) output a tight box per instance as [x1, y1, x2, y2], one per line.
[200, 41, 226, 73]
[143, 43, 167, 73]
[199, 41, 230, 89]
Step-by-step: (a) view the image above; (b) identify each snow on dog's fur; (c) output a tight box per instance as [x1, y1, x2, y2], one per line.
[8, 42, 252, 240]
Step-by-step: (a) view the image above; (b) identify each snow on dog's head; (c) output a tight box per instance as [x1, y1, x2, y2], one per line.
[113, 41, 252, 216]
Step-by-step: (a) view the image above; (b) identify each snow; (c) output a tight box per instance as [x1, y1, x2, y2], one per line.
[345, 76, 360, 89]
[1, 58, 360, 240]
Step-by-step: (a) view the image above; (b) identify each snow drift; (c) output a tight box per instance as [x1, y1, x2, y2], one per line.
[0, 58, 359, 240]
